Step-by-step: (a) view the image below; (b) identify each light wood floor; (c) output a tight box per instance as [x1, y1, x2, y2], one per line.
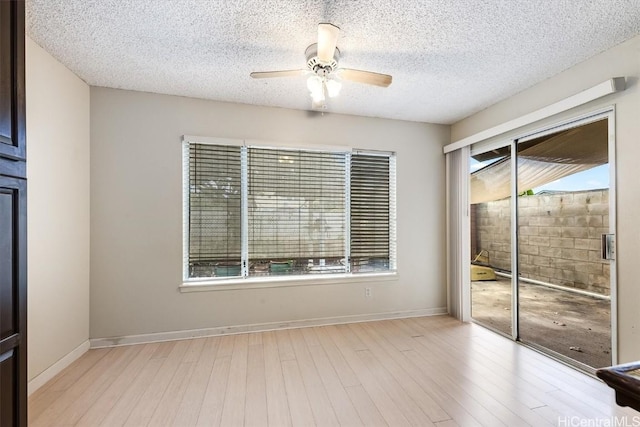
[29, 315, 636, 426]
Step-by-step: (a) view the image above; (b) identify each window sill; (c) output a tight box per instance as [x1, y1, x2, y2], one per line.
[179, 271, 398, 293]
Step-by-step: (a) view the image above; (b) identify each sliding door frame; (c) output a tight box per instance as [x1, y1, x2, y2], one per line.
[468, 106, 618, 366]
[510, 140, 519, 341]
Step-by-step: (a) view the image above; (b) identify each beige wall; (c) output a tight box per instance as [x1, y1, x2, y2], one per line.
[89, 88, 449, 339]
[453, 35, 640, 362]
[26, 38, 91, 380]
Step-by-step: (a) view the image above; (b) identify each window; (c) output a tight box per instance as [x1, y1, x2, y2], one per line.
[183, 137, 396, 283]
[350, 153, 396, 273]
[247, 147, 347, 276]
[187, 143, 242, 278]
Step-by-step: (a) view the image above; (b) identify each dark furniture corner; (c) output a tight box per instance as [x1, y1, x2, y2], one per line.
[597, 362, 640, 412]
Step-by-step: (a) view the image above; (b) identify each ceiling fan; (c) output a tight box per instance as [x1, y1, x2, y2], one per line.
[250, 23, 392, 110]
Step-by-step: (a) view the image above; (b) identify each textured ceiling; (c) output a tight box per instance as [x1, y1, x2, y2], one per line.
[26, 0, 640, 124]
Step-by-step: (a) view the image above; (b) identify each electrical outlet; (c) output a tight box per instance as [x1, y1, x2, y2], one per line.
[365, 287, 372, 298]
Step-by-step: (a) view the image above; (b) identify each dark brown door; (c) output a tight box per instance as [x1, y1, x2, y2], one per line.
[0, 177, 26, 426]
[0, 1, 26, 162]
[0, 1, 27, 426]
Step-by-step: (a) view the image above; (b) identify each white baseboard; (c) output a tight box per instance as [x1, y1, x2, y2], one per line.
[90, 307, 447, 349]
[28, 340, 90, 396]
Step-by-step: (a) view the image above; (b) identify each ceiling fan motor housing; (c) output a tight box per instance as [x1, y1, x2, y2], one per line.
[305, 43, 340, 76]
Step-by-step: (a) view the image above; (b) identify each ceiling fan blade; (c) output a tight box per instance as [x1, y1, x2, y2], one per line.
[317, 23, 340, 63]
[250, 70, 306, 79]
[339, 68, 392, 87]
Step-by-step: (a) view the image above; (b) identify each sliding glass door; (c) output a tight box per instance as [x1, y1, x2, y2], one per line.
[469, 150, 513, 337]
[469, 112, 615, 371]
[516, 117, 613, 369]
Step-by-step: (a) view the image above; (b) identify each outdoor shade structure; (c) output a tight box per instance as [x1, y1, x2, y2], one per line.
[470, 119, 608, 204]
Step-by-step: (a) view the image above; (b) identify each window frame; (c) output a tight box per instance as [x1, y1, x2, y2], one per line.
[181, 135, 397, 290]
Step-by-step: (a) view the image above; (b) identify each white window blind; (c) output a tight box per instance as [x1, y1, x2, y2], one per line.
[183, 138, 396, 282]
[187, 143, 242, 278]
[248, 148, 346, 276]
[350, 153, 394, 272]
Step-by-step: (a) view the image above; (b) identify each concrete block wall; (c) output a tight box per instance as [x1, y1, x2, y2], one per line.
[189, 194, 345, 264]
[473, 189, 610, 295]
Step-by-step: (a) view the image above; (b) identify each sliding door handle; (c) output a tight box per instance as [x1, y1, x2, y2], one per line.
[601, 234, 615, 260]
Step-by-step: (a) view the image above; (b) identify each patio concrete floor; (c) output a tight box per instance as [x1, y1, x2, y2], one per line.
[471, 276, 612, 369]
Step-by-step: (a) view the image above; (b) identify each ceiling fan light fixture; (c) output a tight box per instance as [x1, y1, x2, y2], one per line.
[306, 74, 321, 93]
[311, 89, 325, 105]
[325, 78, 342, 98]
[307, 75, 325, 103]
